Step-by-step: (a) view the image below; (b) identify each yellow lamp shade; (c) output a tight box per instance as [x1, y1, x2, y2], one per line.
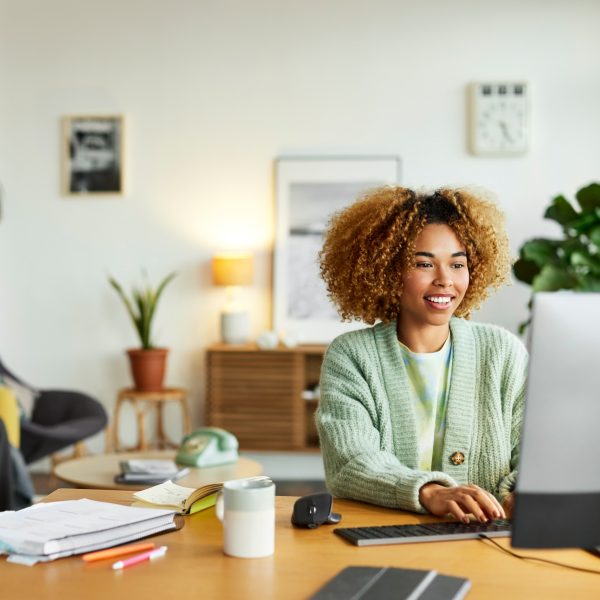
[212, 253, 254, 286]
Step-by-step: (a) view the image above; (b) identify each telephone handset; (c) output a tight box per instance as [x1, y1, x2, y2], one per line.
[176, 427, 239, 468]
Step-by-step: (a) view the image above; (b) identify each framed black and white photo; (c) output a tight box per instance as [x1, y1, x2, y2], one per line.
[273, 156, 401, 344]
[62, 115, 124, 195]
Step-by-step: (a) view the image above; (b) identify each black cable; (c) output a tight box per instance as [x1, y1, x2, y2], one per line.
[478, 534, 600, 576]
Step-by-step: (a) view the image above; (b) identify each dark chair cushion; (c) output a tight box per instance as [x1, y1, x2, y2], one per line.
[0, 357, 108, 465]
[20, 391, 108, 464]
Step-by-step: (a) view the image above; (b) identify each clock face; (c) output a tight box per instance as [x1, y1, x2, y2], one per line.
[469, 82, 529, 156]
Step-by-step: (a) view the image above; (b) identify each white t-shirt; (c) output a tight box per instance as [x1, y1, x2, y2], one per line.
[398, 336, 453, 471]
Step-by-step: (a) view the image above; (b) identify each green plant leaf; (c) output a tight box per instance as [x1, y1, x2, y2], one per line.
[108, 276, 144, 344]
[516, 184, 600, 326]
[144, 293, 154, 348]
[146, 272, 177, 343]
[532, 264, 577, 292]
[513, 258, 541, 284]
[565, 212, 600, 235]
[132, 288, 149, 348]
[519, 238, 560, 265]
[517, 319, 531, 336]
[108, 271, 176, 350]
[589, 226, 600, 248]
[543, 195, 578, 227]
[570, 251, 600, 274]
[575, 183, 600, 213]
[577, 277, 600, 292]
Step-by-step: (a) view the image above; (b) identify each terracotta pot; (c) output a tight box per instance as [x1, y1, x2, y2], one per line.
[126, 348, 169, 391]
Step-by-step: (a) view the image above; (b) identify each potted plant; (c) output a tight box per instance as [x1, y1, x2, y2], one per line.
[513, 182, 600, 332]
[108, 271, 177, 391]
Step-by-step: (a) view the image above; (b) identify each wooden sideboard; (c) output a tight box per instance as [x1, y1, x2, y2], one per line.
[206, 344, 327, 450]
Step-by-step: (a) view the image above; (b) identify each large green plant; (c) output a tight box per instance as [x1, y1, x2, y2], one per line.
[513, 182, 600, 332]
[108, 271, 177, 349]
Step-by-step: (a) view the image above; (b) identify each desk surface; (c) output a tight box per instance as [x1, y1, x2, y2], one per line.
[53, 451, 263, 490]
[2, 489, 598, 600]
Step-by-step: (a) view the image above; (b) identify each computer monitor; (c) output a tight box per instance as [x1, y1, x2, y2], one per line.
[512, 291, 600, 549]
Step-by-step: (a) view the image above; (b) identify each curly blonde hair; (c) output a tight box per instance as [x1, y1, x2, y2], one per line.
[319, 186, 511, 323]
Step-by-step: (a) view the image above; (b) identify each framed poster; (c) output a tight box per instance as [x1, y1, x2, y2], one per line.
[62, 115, 124, 195]
[273, 156, 401, 344]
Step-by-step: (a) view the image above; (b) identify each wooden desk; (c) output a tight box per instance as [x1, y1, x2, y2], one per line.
[53, 451, 263, 490]
[2, 490, 598, 599]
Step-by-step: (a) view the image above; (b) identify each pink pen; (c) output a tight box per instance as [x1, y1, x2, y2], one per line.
[112, 545, 168, 570]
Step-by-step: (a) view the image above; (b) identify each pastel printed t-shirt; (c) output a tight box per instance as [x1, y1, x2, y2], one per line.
[398, 336, 453, 471]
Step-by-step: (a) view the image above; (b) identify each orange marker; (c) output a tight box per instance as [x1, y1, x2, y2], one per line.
[82, 542, 156, 563]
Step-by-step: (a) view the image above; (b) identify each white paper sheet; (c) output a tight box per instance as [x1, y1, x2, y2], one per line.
[133, 480, 197, 509]
[0, 499, 176, 557]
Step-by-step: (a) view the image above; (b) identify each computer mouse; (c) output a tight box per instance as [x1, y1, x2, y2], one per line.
[291, 492, 342, 528]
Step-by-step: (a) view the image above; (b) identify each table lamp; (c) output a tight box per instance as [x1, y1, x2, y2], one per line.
[212, 253, 254, 344]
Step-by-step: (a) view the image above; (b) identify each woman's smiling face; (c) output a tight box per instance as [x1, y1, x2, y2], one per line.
[399, 223, 470, 329]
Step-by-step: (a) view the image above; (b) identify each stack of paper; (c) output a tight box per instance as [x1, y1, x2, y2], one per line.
[0, 499, 180, 565]
[115, 459, 190, 484]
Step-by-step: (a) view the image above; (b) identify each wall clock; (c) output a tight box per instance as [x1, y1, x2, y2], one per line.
[468, 81, 529, 156]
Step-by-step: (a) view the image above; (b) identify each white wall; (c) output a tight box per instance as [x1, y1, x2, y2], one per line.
[1, 0, 599, 453]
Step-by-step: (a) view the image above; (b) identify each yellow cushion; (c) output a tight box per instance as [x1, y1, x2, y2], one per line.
[0, 386, 20, 447]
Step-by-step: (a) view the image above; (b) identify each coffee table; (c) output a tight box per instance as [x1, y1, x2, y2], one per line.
[53, 450, 263, 491]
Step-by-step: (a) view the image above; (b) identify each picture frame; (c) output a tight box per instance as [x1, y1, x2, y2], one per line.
[62, 115, 124, 195]
[273, 156, 401, 344]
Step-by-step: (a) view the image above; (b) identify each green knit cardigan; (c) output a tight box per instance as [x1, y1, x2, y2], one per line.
[316, 317, 528, 513]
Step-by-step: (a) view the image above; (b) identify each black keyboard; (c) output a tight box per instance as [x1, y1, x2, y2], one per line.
[334, 519, 511, 546]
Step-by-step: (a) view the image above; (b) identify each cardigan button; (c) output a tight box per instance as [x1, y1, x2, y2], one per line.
[450, 451, 465, 465]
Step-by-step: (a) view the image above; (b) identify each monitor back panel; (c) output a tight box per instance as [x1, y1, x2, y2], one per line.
[513, 291, 600, 548]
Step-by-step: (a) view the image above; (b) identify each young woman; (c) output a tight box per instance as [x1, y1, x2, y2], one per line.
[316, 187, 527, 523]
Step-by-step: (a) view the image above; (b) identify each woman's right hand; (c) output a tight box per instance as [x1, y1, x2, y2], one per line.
[418, 482, 506, 523]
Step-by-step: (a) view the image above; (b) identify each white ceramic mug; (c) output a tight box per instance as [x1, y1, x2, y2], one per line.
[216, 476, 275, 558]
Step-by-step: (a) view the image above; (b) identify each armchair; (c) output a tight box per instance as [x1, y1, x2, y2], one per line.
[0, 358, 108, 464]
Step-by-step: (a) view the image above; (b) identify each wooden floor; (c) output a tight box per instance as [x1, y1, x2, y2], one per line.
[31, 472, 75, 496]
